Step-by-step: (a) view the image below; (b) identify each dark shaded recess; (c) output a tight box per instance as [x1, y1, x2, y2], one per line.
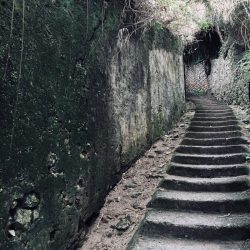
[184, 28, 222, 70]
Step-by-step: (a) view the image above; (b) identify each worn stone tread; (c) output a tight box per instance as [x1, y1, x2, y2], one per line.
[141, 210, 250, 240]
[191, 121, 239, 126]
[172, 153, 247, 165]
[168, 163, 249, 178]
[176, 145, 249, 154]
[129, 236, 250, 250]
[160, 174, 250, 192]
[192, 117, 237, 122]
[149, 190, 250, 212]
[185, 131, 242, 139]
[181, 137, 249, 146]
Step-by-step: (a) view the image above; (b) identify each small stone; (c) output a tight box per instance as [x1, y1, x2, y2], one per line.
[8, 230, 15, 237]
[105, 231, 113, 238]
[131, 192, 142, 198]
[112, 215, 132, 231]
[132, 202, 144, 210]
[101, 216, 109, 224]
[124, 181, 137, 189]
[146, 174, 164, 179]
[107, 215, 113, 220]
[114, 197, 121, 202]
[146, 154, 155, 159]
[154, 150, 164, 155]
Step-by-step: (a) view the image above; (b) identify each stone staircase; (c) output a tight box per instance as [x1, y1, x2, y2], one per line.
[127, 98, 250, 250]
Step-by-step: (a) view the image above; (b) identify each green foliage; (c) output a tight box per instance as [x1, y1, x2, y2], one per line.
[154, 21, 164, 31]
[237, 50, 250, 80]
[198, 20, 212, 32]
[158, 0, 174, 4]
[187, 89, 207, 96]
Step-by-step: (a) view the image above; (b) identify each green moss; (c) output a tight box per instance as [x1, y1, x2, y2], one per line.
[142, 26, 182, 53]
[121, 136, 148, 166]
[152, 111, 165, 139]
[198, 20, 212, 32]
[238, 50, 250, 80]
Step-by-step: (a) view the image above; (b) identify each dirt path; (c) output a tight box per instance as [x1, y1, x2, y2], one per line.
[80, 103, 195, 250]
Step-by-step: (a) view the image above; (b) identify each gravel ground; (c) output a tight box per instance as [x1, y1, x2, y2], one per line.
[80, 103, 195, 250]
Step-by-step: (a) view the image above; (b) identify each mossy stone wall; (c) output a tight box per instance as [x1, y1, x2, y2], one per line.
[0, 1, 185, 249]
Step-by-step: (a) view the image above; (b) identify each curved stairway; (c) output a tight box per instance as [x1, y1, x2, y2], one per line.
[127, 98, 250, 250]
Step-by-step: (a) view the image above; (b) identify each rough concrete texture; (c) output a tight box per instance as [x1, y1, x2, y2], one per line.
[149, 49, 185, 138]
[0, 1, 185, 249]
[109, 31, 185, 165]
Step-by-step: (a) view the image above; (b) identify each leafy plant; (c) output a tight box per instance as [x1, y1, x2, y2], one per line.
[154, 21, 164, 31]
[237, 50, 250, 80]
[198, 20, 212, 32]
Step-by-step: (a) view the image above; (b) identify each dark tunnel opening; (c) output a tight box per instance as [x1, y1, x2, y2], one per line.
[184, 28, 222, 66]
[184, 28, 223, 96]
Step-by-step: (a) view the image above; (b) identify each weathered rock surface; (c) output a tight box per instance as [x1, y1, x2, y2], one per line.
[0, 1, 185, 249]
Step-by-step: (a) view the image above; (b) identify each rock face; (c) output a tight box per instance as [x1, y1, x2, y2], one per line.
[209, 48, 249, 105]
[188, 1, 249, 104]
[0, 1, 185, 249]
[109, 31, 185, 165]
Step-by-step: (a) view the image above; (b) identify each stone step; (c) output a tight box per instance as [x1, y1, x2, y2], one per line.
[192, 117, 237, 122]
[196, 105, 231, 111]
[172, 153, 247, 165]
[185, 131, 242, 139]
[181, 137, 249, 146]
[139, 210, 250, 240]
[196, 104, 229, 108]
[195, 111, 234, 116]
[194, 114, 235, 119]
[175, 145, 249, 155]
[149, 190, 250, 213]
[159, 175, 250, 192]
[196, 109, 233, 113]
[168, 163, 250, 178]
[191, 120, 238, 126]
[128, 236, 250, 250]
[188, 125, 240, 132]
